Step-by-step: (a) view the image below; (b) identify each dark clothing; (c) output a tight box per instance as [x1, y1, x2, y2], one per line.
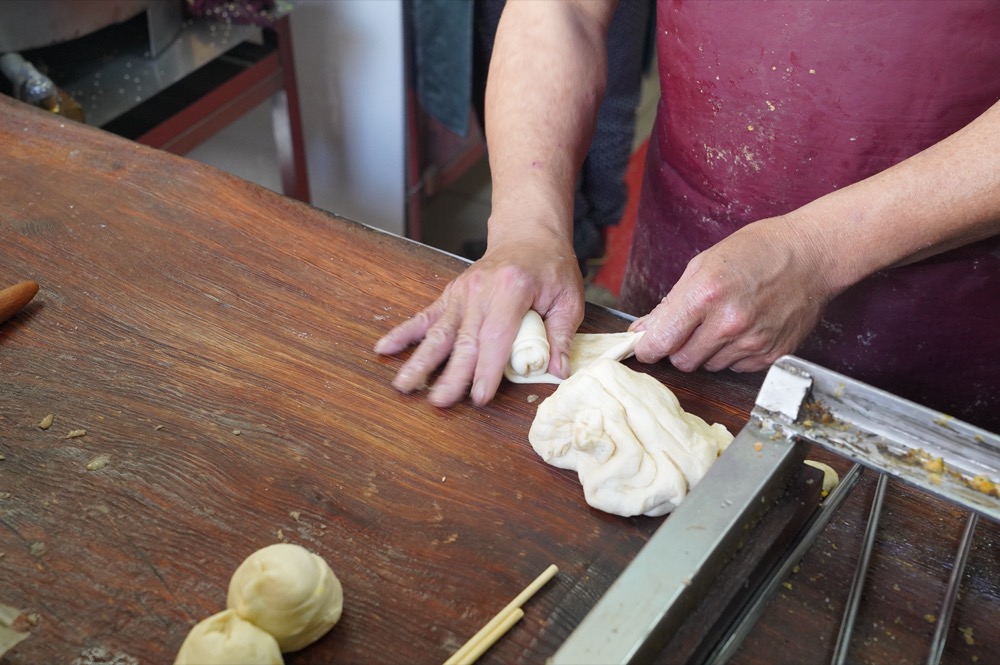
[620, 0, 1000, 430]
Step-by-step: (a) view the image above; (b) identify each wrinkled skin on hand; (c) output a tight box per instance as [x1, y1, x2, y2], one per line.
[375, 235, 585, 407]
[629, 216, 839, 373]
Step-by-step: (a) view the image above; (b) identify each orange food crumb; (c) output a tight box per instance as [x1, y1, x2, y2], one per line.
[970, 475, 997, 496]
[922, 456, 944, 474]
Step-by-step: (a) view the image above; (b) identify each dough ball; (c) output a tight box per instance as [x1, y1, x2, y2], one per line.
[174, 609, 282, 665]
[529, 358, 733, 517]
[227, 543, 343, 652]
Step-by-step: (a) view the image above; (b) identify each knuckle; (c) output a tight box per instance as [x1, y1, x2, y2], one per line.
[670, 352, 698, 372]
[450, 329, 480, 360]
[493, 264, 534, 292]
[423, 324, 456, 348]
[715, 305, 753, 339]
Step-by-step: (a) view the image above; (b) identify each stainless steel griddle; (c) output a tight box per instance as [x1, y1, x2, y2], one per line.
[553, 355, 1000, 664]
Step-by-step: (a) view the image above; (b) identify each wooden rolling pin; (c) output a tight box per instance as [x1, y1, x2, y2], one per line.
[0, 280, 39, 324]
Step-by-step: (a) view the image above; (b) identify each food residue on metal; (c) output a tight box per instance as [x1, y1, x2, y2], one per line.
[922, 455, 944, 474]
[86, 454, 111, 471]
[900, 448, 1000, 498]
[970, 475, 996, 496]
[753, 441, 764, 452]
[38, 414, 54, 430]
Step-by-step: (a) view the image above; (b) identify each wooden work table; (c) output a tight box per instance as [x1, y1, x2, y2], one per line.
[0, 94, 997, 664]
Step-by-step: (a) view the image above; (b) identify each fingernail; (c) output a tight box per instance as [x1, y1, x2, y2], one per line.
[470, 381, 486, 405]
[559, 353, 571, 377]
[373, 338, 388, 354]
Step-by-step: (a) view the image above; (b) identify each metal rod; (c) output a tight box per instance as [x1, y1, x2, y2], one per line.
[707, 463, 864, 664]
[831, 472, 889, 665]
[926, 511, 979, 665]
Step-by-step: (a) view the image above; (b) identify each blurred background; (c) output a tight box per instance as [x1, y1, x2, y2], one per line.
[0, 0, 658, 304]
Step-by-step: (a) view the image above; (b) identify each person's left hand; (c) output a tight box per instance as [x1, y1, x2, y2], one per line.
[629, 215, 840, 373]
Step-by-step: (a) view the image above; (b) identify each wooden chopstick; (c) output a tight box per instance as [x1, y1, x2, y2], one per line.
[455, 608, 524, 665]
[444, 564, 558, 665]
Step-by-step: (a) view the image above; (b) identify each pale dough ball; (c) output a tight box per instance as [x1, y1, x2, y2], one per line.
[227, 543, 343, 652]
[174, 609, 282, 665]
[529, 358, 733, 517]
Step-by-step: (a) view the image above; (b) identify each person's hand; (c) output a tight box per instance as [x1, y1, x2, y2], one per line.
[629, 215, 839, 373]
[375, 233, 584, 407]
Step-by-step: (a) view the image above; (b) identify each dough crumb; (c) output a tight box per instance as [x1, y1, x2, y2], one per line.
[86, 454, 111, 471]
[39, 414, 54, 430]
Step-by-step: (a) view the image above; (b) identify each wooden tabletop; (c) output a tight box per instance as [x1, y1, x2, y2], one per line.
[0, 94, 997, 664]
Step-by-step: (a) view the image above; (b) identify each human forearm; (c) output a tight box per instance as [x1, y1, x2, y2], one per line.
[374, 1, 616, 407]
[794, 99, 1000, 293]
[629, 101, 1000, 374]
[484, 0, 616, 246]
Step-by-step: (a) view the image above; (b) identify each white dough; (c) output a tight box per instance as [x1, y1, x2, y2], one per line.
[506, 309, 551, 379]
[174, 609, 283, 665]
[804, 460, 840, 495]
[504, 310, 644, 384]
[529, 358, 733, 517]
[227, 543, 343, 653]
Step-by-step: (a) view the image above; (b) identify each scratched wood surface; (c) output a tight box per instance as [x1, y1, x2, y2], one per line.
[0, 95, 757, 664]
[0, 94, 997, 665]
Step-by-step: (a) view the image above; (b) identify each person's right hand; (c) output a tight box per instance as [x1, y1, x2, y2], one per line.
[374, 232, 585, 407]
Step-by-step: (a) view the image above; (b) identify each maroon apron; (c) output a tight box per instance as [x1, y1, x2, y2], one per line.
[620, 0, 1000, 430]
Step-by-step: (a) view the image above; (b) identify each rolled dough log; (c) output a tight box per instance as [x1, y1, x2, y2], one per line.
[529, 358, 733, 517]
[227, 543, 343, 653]
[174, 609, 283, 665]
[504, 310, 644, 384]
